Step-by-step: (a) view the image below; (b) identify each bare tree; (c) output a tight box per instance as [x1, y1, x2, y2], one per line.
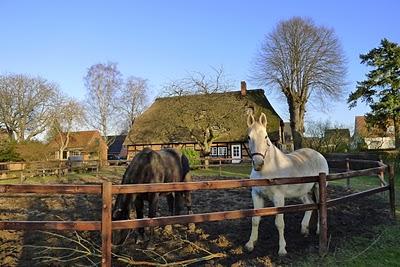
[162, 66, 231, 96]
[162, 67, 235, 166]
[84, 62, 122, 139]
[47, 96, 86, 159]
[0, 74, 59, 142]
[252, 17, 347, 150]
[116, 76, 149, 133]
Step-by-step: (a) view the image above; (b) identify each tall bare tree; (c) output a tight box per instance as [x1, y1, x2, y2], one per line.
[47, 96, 86, 159]
[0, 74, 59, 142]
[84, 62, 122, 139]
[252, 17, 347, 149]
[116, 76, 149, 133]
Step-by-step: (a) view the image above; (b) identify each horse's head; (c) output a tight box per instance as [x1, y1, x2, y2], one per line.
[247, 112, 271, 171]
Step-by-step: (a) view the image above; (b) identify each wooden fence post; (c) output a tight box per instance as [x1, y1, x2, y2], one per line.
[345, 158, 351, 189]
[388, 164, 396, 219]
[318, 172, 328, 255]
[219, 159, 222, 177]
[101, 182, 112, 267]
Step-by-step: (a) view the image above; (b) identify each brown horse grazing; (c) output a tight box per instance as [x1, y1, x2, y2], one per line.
[112, 147, 193, 245]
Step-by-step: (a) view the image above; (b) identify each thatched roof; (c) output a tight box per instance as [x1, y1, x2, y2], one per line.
[124, 89, 283, 145]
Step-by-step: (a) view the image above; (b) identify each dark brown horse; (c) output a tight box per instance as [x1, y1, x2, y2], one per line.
[112, 147, 193, 245]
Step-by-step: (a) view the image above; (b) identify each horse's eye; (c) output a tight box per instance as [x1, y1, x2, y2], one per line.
[247, 136, 251, 141]
[265, 135, 268, 139]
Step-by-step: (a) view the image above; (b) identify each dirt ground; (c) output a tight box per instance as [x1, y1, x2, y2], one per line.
[0, 175, 393, 266]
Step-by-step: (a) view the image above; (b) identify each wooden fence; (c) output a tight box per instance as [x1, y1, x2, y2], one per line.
[0, 159, 396, 267]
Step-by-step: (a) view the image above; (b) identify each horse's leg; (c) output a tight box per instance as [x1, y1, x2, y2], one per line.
[112, 193, 137, 245]
[273, 195, 287, 256]
[245, 190, 264, 252]
[134, 196, 145, 244]
[147, 193, 160, 249]
[314, 184, 320, 235]
[300, 194, 314, 236]
[164, 194, 174, 234]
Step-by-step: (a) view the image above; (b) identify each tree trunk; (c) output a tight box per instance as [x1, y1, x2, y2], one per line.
[288, 100, 305, 150]
[394, 116, 400, 149]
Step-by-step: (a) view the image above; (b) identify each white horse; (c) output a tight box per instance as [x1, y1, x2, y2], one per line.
[244, 113, 329, 255]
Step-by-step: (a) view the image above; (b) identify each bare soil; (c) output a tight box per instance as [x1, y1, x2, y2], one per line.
[0, 175, 393, 266]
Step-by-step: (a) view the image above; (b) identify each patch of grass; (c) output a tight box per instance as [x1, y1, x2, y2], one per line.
[298, 222, 400, 267]
[192, 164, 252, 178]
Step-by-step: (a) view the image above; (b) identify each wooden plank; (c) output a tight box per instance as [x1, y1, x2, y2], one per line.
[101, 182, 112, 267]
[318, 172, 328, 255]
[112, 203, 318, 230]
[327, 166, 386, 181]
[0, 221, 100, 231]
[0, 184, 102, 194]
[112, 176, 320, 194]
[327, 186, 389, 207]
[346, 158, 351, 189]
[388, 165, 396, 219]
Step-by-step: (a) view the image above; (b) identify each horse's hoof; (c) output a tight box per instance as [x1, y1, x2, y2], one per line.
[188, 223, 196, 232]
[301, 227, 310, 237]
[244, 241, 254, 252]
[278, 248, 287, 256]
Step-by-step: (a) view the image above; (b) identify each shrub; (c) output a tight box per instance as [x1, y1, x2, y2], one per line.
[0, 140, 22, 162]
[180, 148, 200, 168]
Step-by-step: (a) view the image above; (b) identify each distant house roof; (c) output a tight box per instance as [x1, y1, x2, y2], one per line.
[107, 135, 126, 155]
[49, 130, 105, 151]
[124, 89, 283, 146]
[354, 116, 394, 138]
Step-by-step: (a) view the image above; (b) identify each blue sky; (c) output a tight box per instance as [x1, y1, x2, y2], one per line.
[1, 0, 399, 130]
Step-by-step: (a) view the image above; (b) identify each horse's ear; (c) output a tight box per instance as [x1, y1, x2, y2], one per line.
[247, 114, 255, 127]
[259, 113, 267, 128]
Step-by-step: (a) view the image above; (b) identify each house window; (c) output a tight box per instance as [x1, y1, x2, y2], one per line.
[70, 150, 81, 156]
[218, 147, 227, 156]
[211, 147, 218, 156]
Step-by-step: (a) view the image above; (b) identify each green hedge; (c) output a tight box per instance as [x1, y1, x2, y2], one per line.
[180, 148, 200, 168]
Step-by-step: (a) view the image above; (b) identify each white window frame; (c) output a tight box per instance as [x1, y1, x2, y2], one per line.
[218, 147, 227, 156]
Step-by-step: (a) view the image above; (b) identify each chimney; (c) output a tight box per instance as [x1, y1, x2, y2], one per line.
[241, 80, 247, 96]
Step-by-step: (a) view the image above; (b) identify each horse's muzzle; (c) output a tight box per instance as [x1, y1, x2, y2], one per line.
[252, 156, 264, 171]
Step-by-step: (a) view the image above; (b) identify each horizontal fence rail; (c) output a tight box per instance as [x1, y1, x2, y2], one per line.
[113, 176, 319, 194]
[113, 203, 318, 230]
[0, 158, 395, 267]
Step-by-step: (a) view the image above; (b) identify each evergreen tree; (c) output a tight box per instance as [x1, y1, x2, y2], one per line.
[348, 39, 400, 149]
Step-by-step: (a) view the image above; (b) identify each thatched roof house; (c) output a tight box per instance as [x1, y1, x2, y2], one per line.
[124, 82, 284, 161]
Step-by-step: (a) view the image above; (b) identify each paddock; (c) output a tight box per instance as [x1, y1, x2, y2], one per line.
[0, 158, 396, 266]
